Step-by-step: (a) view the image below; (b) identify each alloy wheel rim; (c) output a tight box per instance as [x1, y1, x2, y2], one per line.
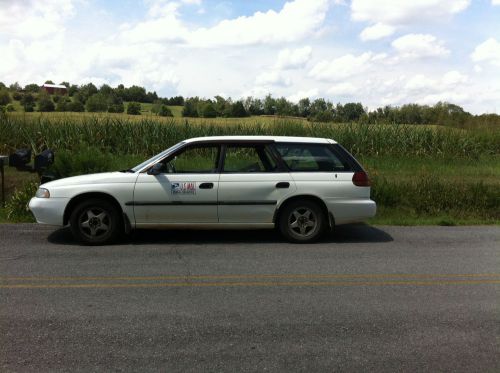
[288, 207, 317, 237]
[79, 208, 111, 238]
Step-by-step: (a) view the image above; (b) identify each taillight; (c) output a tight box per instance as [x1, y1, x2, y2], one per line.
[352, 171, 370, 187]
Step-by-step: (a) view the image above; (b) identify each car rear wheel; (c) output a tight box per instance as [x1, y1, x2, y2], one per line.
[278, 200, 326, 243]
[69, 198, 122, 245]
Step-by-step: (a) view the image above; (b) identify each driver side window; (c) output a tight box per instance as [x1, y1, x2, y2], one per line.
[160, 145, 220, 173]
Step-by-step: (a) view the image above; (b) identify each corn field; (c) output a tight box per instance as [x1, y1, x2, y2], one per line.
[1, 113, 499, 158]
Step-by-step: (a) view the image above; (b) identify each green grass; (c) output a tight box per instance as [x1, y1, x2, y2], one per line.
[368, 206, 500, 226]
[360, 155, 500, 184]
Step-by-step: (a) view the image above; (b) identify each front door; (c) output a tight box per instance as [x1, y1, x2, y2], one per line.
[133, 144, 220, 225]
[217, 144, 296, 223]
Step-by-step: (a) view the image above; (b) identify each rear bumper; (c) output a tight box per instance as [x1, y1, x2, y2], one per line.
[28, 197, 69, 226]
[325, 198, 376, 225]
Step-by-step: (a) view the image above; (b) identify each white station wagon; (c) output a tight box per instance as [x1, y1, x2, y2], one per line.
[29, 136, 376, 244]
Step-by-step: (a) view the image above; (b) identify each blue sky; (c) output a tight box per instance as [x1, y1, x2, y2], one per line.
[1, 0, 500, 113]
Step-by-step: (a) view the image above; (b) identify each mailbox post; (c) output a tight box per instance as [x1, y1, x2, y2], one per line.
[0, 155, 7, 206]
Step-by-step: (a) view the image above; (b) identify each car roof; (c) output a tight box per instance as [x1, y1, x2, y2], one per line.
[184, 136, 336, 144]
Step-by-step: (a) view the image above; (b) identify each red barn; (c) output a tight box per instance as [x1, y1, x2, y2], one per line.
[41, 84, 68, 95]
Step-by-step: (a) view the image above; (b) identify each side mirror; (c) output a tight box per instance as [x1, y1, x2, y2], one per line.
[147, 163, 163, 175]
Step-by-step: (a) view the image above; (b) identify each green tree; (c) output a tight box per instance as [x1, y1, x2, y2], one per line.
[127, 102, 141, 115]
[107, 93, 124, 113]
[0, 89, 12, 105]
[244, 96, 263, 115]
[201, 102, 217, 118]
[56, 97, 72, 112]
[37, 92, 55, 112]
[214, 96, 231, 117]
[85, 93, 108, 112]
[9, 82, 21, 91]
[68, 100, 85, 112]
[99, 84, 114, 96]
[263, 94, 276, 115]
[68, 84, 78, 96]
[24, 84, 40, 93]
[275, 97, 296, 116]
[77, 83, 98, 104]
[340, 103, 365, 122]
[229, 101, 248, 117]
[158, 105, 173, 117]
[182, 98, 199, 117]
[298, 98, 311, 117]
[20, 93, 36, 112]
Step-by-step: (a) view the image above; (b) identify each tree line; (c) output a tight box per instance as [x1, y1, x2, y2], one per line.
[0, 80, 499, 127]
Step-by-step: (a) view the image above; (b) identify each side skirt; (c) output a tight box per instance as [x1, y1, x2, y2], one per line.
[134, 223, 275, 230]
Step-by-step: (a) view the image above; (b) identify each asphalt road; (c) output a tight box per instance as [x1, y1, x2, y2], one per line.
[1, 224, 499, 372]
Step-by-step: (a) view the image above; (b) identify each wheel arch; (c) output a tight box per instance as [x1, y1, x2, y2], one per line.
[274, 194, 334, 229]
[63, 192, 125, 226]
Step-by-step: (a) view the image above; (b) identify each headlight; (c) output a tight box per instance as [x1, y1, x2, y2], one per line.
[35, 188, 50, 198]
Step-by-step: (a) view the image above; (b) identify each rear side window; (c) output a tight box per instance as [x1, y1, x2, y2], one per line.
[275, 143, 349, 172]
[223, 145, 277, 173]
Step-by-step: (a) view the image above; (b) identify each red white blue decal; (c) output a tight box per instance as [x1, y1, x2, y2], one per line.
[171, 182, 196, 195]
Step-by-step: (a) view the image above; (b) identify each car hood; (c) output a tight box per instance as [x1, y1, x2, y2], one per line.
[41, 172, 138, 188]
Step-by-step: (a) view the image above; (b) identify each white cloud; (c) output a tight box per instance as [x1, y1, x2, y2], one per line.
[126, 0, 330, 47]
[359, 23, 395, 41]
[442, 70, 468, 86]
[492, 0, 500, 5]
[189, 0, 329, 47]
[276, 46, 312, 69]
[401, 71, 470, 105]
[404, 75, 437, 92]
[351, 0, 470, 25]
[256, 71, 292, 87]
[392, 34, 449, 58]
[309, 52, 383, 81]
[471, 38, 500, 66]
[0, 0, 76, 39]
[287, 88, 319, 102]
[351, 1, 470, 42]
[328, 82, 357, 96]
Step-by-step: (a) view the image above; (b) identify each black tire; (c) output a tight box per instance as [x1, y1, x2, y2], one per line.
[69, 198, 123, 245]
[278, 200, 326, 243]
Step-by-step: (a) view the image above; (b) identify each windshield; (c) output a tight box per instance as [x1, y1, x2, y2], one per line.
[130, 142, 185, 172]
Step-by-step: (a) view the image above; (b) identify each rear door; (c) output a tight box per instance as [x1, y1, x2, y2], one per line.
[217, 143, 296, 223]
[274, 141, 356, 216]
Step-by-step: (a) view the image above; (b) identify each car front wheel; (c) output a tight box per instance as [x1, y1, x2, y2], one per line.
[278, 200, 326, 243]
[69, 198, 122, 245]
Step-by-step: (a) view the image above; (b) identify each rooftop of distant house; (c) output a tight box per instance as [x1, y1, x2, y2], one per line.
[41, 84, 67, 89]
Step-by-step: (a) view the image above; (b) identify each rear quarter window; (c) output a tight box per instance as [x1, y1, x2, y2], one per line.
[274, 143, 351, 172]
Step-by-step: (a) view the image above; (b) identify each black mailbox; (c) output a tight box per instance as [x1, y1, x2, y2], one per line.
[9, 149, 31, 169]
[34, 149, 55, 172]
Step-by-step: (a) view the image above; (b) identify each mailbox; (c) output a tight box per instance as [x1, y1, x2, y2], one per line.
[9, 149, 31, 169]
[34, 149, 55, 172]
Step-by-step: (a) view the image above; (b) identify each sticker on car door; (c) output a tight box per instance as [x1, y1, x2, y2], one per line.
[171, 182, 196, 195]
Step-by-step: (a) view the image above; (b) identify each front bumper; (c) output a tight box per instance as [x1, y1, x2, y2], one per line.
[28, 197, 69, 226]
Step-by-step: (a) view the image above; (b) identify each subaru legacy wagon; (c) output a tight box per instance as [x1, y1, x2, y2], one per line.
[29, 136, 376, 244]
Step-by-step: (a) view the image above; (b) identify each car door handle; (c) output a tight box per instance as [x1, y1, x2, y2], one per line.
[276, 182, 290, 189]
[199, 182, 214, 189]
